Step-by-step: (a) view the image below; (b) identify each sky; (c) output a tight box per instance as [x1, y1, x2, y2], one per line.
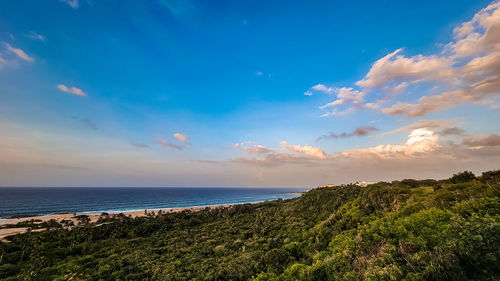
[0, 0, 499, 187]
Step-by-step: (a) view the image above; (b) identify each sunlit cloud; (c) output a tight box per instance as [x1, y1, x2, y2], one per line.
[315, 1, 500, 117]
[231, 128, 500, 170]
[57, 84, 87, 97]
[5, 43, 34, 62]
[341, 128, 439, 159]
[355, 48, 452, 90]
[173, 133, 187, 142]
[280, 141, 327, 159]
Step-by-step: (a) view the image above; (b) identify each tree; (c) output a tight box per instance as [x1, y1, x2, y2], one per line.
[449, 171, 476, 183]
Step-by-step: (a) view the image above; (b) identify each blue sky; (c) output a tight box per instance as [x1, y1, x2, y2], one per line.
[1, 0, 499, 187]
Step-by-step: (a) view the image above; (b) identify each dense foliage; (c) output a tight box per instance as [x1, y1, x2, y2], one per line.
[0, 170, 499, 280]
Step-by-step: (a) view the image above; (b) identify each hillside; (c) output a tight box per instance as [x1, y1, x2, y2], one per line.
[0, 171, 499, 280]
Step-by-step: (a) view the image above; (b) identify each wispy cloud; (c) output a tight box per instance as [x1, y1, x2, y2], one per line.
[60, 0, 79, 9]
[72, 116, 97, 130]
[158, 138, 183, 149]
[317, 126, 378, 141]
[81, 118, 97, 130]
[157, 133, 189, 149]
[158, 0, 194, 14]
[26, 32, 46, 42]
[378, 119, 457, 136]
[130, 141, 150, 148]
[5, 43, 34, 62]
[57, 84, 87, 97]
[319, 87, 372, 116]
[235, 142, 275, 155]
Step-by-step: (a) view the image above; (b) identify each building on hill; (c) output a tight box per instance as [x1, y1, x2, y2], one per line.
[356, 181, 375, 187]
[318, 184, 336, 188]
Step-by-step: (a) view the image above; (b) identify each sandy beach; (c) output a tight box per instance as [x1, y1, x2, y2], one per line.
[0, 204, 232, 241]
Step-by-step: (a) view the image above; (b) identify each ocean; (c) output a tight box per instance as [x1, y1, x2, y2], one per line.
[0, 187, 307, 218]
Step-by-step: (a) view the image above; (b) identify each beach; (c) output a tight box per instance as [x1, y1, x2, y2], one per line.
[0, 204, 232, 241]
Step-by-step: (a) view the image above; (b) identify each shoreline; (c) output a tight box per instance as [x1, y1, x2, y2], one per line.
[0, 192, 307, 222]
[0, 193, 307, 241]
[0, 203, 237, 225]
[0, 202, 255, 240]
[0, 199, 273, 221]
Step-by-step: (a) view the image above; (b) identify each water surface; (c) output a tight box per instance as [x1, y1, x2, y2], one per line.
[0, 187, 306, 218]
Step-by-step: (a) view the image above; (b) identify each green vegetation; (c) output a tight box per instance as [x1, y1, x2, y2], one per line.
[0, 170, 499, 280]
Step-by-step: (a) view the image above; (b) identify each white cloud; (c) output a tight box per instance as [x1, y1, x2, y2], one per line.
[311, 84, 334, 94]
[57, 84, 87, 97]
[304, 84, 335, 96]
[5, 43, 34, 62]
[319, 87, 369, 116]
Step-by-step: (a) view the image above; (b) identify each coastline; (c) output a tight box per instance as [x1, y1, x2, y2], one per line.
[0, 203, 234, 240]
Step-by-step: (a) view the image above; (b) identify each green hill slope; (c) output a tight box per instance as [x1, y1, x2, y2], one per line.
[1, 171, 499, 280]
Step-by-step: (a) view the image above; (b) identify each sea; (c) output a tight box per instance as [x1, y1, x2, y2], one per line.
[0, 187, 307, 218]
